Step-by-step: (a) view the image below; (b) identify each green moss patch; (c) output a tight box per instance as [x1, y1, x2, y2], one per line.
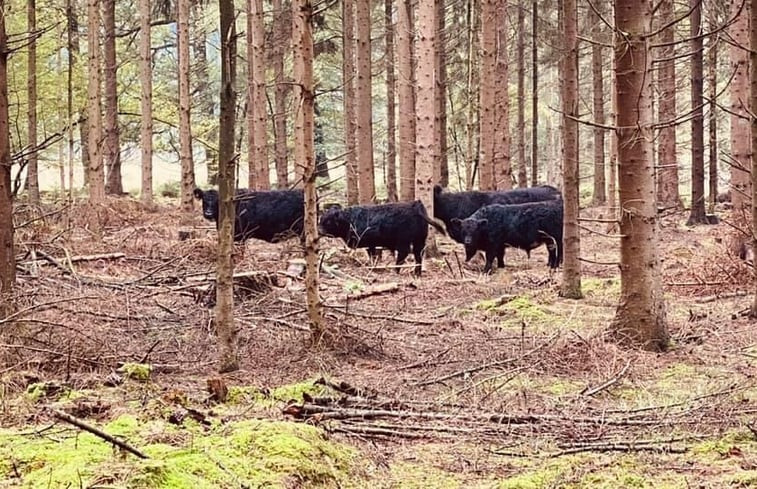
[227, 379, 329, 407]
[117, 363, 153, 382]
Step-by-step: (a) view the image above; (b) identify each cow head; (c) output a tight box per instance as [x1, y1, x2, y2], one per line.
[318, 207, 350, 240]
[194, 188, 219, 221]
[449, 217, 488, 261]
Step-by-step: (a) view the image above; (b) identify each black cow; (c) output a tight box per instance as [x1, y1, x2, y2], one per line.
[319, 200, 446, 276]
[193, 188, 305, 243]
[448, 200, 563, 274]
[433, 184, 562, 242]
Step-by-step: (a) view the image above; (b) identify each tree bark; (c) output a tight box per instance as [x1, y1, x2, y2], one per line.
[103, 0, 121, 195]
[397, 0, 416, 199]
[560, 0, 581, 298]
[531, 0, 538, 186]
[247, 0, 269, 190]
[27, 0, 39, 203]
[355, 0, 375, 203]
[343, 0, 358, 202]
[193, 6, 217, 186]
[708, 31, 718, 214]
[273, 0, 288, 189]
[478, 0, 495, 190]
[516, 0, 527, 188]
[66, 0, 75, 202]
[178, 0, 194, 210]
[492, 0, 511, 190]
[656, 0, 679, 207]
[750, 0, 757, 316]
[139, 0, 152, 203]
[610, 0, 668, 351]
[465, 0, 476, 190]
[217, 0, 239, 373]
[385, 0, 398, 201]
[730, 0, 751, 221]
[435, 0, 448, 187]
[416, 0, 436, 252]
[293, 0, 326, 341]
[687, 0, 707, 225]
[87, 0, 105, 202]
[0, 0, 15, 308]
[590, 3, 605, 205]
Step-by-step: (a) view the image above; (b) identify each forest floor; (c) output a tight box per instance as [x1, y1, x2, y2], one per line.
[0, 197, 755, 489]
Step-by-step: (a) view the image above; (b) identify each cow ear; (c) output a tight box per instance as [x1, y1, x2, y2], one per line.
[193, 188, 204, 200]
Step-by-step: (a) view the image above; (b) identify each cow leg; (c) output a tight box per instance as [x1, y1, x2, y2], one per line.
[412, 242, 424, 276]
[395, 245, 410, 274]
[497, 246, 506, 268]
[367, 247, 380, 266]
[483, 250, 496, 274]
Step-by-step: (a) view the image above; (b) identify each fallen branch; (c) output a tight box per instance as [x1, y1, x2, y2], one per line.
[547, 442, 688, 457]
[698, 290, 748, 303]
[337, 282, 400, 302]
[50, 408, 149, 459]
[581, 360, 631, 397]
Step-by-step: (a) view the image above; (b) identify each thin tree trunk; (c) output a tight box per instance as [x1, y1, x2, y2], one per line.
[516, 0, 526, 188]
[385, 0, 398, 201]
[531, 0, 538, 185]
[193, 5, 216, 186]
[492, 0, 511, 190]
[87, 0, 105, 202]
[355, 0, 375, 203]
[730, 0, 751, 221]
[27, 0, 39, 203]
[608, 51, 618, 218]
[217, 0, 239, 373]
[436, 0, 448, 187]
[560, 0, 581, 298]
[590, 3, 605, 205]
[465, 0, 476, 190]
[656, 0, 680, 207]
[708, 33, 718, 214]
[178, 0, 194, 210]
[343, 0, 358, 202]
[103, 0, 121, 195]
[478, 0, 495, 190]
[397, 0, 416, 199]
[293, 0, 326, 340]
[273, 0, 288, 189]
[0, 0, 15, 308]
[66, 0, 75, 202]
[688, 0, 707, 225]
[247, 0, 269, 190]
[610, 0, 668, 351]
[750, 0, 757, 316]
[140, 0, 152, 203]
[416, 0, 436, 249]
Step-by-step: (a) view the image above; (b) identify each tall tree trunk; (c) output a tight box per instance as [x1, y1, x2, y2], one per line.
[731, 0, 751, 221]
[397, 0, 416, 199]
[27, 0, 39, 203]
[102, 0, 121, 195]
[87, 0, 105, 202]
[656, 0, 679, 207]
[66, 0, 75, 201]
[590, 3, 605, 205]
[342, 0, 358, 202]
[750, 0, 757, 316]
[478, 0, 495, 190]
[178, 0, 194, 210]
[194, 6, 216, 186]
[465, 0, 476, 190]
[492, 0, 511, 190]
[435, 0, 448, 187]
[385, 0, 398, 201]
[355, 0, 375, 203]
[247, 0, 269, 190]
[416, 0, 436, 249]
[560, 0, 581, 298]
[708, 33, 718, 214]
[273, 0, 288, 189]
[688, 0, 707, 224]
[608, 49, 618, 218]
[516, 0, 526, 188]
[140, 0, 152, 203]
[216, 0, 239, 373]
[531, 0, 538, 185]
[610, 0, 668, 351]
[293, 0, 326, 341]
[0, 0, 14, 308]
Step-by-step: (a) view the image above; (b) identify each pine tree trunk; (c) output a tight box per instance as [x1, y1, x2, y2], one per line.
[193, 5, 216, 186]
[656, 0, 679, 207]
[247, 0, 269, 190]
[217, 0, 239, 373]
[0, 1, 15, 308]
[531, 0, 538, 186]
[687, 0, 707, 225]
[516, 0, 526, 188]
[435, 0, 448, 187]
[139, 0, 152, 203]
[87, 0, 105, 202]
[397, 0, 416, 200]
[465, 0, 476, 190]
[590, 3, 605, 205]
[342, 0, 358, 202]
[385, 0, 398, 201]
[750, 0, 757, 316]
[66, 0, 75, 201]
[27, 0, 39, 203]
[355, 0, 375, 203]
[416, 0, 436, 249]
[478, 0, 496, 190]
[608, 51, 618, 217]
[178, 0, 194, 210]
[492, 0, 511, 190]
[560, 0, 581, 298]
[103, 0, 121, 195]
[708, 32, 718, 214]
[610, 0, 668, 351]
[730, 0, 751, 221]
[293, 0, 326, 341]
[273, 0, 288, 189]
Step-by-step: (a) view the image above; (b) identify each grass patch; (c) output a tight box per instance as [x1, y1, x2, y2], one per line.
[227, 379, 329, 408]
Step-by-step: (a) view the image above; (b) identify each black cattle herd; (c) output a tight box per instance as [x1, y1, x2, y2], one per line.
[193, 184, 564, 276]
